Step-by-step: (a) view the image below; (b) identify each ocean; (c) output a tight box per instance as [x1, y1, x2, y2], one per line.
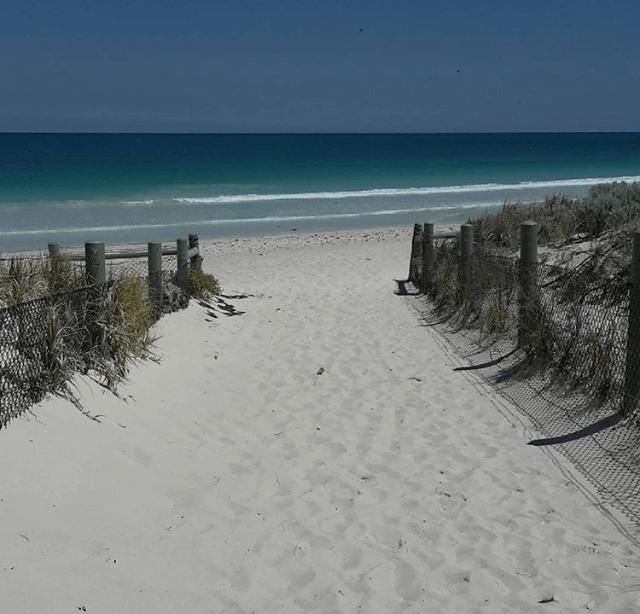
[1, 132, 639, 251]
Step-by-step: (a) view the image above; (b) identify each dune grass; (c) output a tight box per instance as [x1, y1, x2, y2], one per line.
[188, 267, 221, 301]
[468, 180, 640, 254]
[419, 181, 639, 405]
[0, 252, 85, 307]
[0, 245, 225, 426]
[90, 276, 160, 393]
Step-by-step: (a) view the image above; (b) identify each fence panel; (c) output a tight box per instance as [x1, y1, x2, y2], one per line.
[406, 222, 640, 526]
[409, 221, 638, 416]
[0, 236, 202, 428]
[0, 284, 113, 428]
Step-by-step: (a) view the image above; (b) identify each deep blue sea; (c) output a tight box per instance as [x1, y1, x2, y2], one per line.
[1, 133, 639, 251]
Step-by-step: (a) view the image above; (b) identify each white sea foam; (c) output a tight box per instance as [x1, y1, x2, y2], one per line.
[172, 176, 640, 205]
[2, 174, 638, 241]
[0, 203, 504, 237]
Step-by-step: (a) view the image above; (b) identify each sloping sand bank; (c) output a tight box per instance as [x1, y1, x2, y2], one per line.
[1, 228, 639, 613]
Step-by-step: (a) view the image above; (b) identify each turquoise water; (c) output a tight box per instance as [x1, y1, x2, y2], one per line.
[1, 133, 639, 250]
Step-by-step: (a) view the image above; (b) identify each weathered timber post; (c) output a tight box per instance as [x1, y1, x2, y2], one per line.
[518, 221, 538, 349]
[47, 242, 63, 291]
[408, 223, 423, 286]
[177, 237, 189, 290]
[188, 234, 203, 272]
[422, 222, 435, 294]
[458, 224, 473, 302]
[85, 242, 106, 285]
[623, 229, 640, 416]
[148, 241, 163, 311]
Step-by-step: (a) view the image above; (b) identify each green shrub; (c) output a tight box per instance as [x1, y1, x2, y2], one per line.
[574, 181, 640, 237]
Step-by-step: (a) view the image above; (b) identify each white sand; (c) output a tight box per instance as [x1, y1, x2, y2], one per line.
[1, 227, 639, 613]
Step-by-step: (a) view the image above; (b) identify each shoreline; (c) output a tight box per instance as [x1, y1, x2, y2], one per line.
[1, 227, 638, 612]
[3, 223, 461, 261]
[2, 224, 418, 257]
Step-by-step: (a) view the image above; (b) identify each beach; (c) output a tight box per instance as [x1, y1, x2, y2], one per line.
[0, 227, 639, 613]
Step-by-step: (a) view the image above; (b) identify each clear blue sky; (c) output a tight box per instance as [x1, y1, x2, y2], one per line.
[2, 0, 639, 133]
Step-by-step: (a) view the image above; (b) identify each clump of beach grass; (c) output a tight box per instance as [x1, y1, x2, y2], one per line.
[485, 287, 508, 335]
[0, 248, 220, 427]
[92, 275, 159, 392]
[30, 303, 80, 405]
[468, 181, 640, 254]
[188, 268, 220, 301]
[0, 252, 84, 307]
[44, 251, 85, 295]
[0, 257, 49, 307]
[20, 277, 160, 409]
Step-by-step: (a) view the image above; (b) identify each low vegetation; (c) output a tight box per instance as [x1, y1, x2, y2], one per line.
[0, 250, 220, 425]
[0, 253, 84, 307]
[420, 181, 639, 405]
[469, 180, 640, 263]
[91, 276, 160, 393]
[188, 267, 221, 301]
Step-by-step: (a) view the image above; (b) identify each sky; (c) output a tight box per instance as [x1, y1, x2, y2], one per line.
[2, 0, 639, 133]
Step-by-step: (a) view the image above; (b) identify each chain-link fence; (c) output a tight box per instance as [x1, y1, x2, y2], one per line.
[535, 261, 630, 404]
[0, 284, 113, 427]
[0, 241, 205, 429]
[407, 223, 640, 528]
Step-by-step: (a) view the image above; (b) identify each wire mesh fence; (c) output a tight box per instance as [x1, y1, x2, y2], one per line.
[407, 222, 640, 528]
[104, 253, 178, 280]
[0, 242, 188, 307]
[0, 240, 202, 429]
[0, 284, 113, 427]
[535, 262, 630, 404]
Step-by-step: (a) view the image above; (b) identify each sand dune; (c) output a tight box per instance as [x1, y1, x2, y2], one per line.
[1, 228, 638, 613]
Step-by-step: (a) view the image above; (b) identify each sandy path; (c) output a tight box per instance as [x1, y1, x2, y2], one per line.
[0, 229, 638, 613]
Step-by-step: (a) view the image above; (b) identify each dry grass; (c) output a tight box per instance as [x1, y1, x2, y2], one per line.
[91, 276, 159, 392]
[417, 181, 640, 405]
[188, 268, 221, 301]
[30, 303, 79, 404]
[0, 252, 84, 307]
[468, 181, 640, 256]
[0, 246, 222, 426]
[0, 253, 169, 422]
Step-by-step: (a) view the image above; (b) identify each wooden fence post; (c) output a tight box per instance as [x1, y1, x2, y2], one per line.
[188, 234, 203, 272]
[518, 221, 538, 348]
[48, 242, 60, 258]
[85, 242, 106, 285]
[408, 223, 423, 286]
[623, 229, 640, 416]
[459, 223, 473, 290]
[177, 237, 189, 289]
[422, 222, 434, 294]
[148, 241, 163, 311]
